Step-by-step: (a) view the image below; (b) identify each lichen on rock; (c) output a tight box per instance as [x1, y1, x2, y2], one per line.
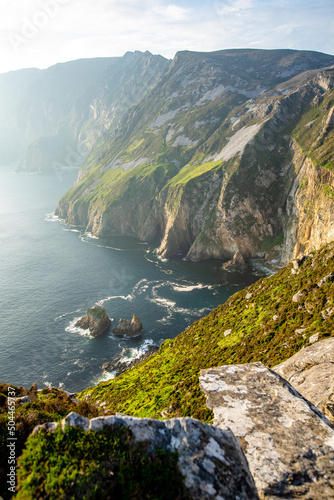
[200, 362, 334, 499]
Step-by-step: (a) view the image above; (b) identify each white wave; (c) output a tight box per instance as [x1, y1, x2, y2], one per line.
[63, 228, 80, 233]
[85, 232, 99, 239]
[94, 371, 117, 383]
[54, 309, 82, 321]
[157, 316, 172, 325]
[119, 339, 156, 364]
[45, 212, 60, 222]
[172, 283, 213, 292]
[97, 295, 132, 305]
[149, 296, 176, 308]
[65, 317, 91, 337]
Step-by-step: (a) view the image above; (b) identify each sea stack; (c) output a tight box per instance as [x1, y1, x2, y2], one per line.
[112, 314, 143, 338]
[75, 306, 111, 336]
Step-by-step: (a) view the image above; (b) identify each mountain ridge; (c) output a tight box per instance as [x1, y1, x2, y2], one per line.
[53, 48, 334, 266]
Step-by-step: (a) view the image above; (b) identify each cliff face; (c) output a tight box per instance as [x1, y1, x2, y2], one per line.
[0, 52, 169, 171]
[56, 49, 334, 265]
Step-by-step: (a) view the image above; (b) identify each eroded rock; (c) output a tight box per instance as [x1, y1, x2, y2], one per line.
[74, 306, 111, 336]
[112, 314, 143, 337]
[200, 362, 334, 499]
[34, 413, 259, 500]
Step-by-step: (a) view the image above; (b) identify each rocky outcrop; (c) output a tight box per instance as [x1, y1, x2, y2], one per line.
[74, 306, 111, 336]
[274, 337, 334, 424]
[33, 412, 259, 500]
[222, 250, 247, 271]
[200, 362, 334, 499]
[112, 314, 143, 337]
[102, 344, 158, 376]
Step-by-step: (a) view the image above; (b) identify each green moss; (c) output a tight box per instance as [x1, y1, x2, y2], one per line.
[80, 242, 334, 423]
[16, 426, 188, 500]
[87, 306, 105, 320]
[0, 385, 99, 500]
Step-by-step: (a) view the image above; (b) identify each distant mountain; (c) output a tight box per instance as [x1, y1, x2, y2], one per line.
[0, 51, 169, 168]
[55, 48, 334, 266]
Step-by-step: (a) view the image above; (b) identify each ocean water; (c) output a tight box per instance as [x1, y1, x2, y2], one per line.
[0, 165, 261, 392]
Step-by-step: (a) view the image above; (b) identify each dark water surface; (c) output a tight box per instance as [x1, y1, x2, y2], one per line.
[0, 166, 261, 392]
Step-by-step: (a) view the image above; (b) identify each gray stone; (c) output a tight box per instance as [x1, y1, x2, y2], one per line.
[224, 329, 233, 337]
[292, 289, 305, 302]
[317, 272, 334, 287]
[274, 337, 334, 424]
[309, 332, 319, 343]
[200, 362, 334, 499]
[61, 412, 89, 431]
[32, 422, 58, 434]
[38, 413, 259, 499]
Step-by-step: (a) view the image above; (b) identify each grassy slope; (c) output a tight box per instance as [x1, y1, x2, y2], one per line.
[81, 242, 334, 422]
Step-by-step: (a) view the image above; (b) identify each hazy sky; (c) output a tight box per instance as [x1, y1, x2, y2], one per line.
[0, 0, 333, 74]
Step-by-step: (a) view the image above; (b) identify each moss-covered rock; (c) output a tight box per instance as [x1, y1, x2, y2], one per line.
[16, 425, 188, 500]
[0, 384, 98, 500]
[75, 306, 111, 336]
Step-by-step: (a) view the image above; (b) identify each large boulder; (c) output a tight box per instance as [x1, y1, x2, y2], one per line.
[112, 314, 143, 337]
[273, 337, 334, 424]
[74, 306, 111, 336]
[32, 412, 259, 499]
[200, 362, 334, 499]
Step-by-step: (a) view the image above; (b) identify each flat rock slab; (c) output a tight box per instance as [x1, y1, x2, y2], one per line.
[274, 338, 334, 423]
[200, 362, 334, 499]
[35, 412, 258, 500]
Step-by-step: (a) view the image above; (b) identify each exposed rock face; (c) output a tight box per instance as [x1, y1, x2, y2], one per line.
[34, 412, 259, 500]
[102, 344, 158, 375]
[200, 362, 334, 499]
[55, 49, 334, 266]
[281, 140, 334, 264]
[274, 337, 334, 424]
[112, 314, 143, 337]
[74, 306, 111, 336]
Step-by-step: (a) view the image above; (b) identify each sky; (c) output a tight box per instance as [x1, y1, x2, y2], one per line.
[0, 0, 333, 74]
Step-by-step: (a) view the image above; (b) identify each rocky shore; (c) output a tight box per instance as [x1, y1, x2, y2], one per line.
[102, 344, 159, 377]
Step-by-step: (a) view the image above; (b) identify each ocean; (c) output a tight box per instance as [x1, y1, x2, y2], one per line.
[0, 165, 261, 393]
